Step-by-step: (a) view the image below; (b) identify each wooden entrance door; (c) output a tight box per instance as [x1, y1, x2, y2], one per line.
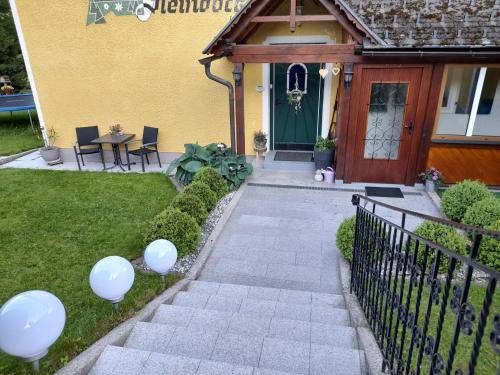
[270, 63, 324, 150]
[351, 67, 425, 183]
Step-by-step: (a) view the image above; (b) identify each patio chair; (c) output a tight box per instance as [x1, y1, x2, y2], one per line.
[73, 126, 105, 171]
[125, 126, 161, 172]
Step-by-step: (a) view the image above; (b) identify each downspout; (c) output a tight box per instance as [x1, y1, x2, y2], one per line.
[199, 56, 236, 153]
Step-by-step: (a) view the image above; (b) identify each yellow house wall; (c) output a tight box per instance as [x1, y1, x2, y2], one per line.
[15, 0, 342, 155]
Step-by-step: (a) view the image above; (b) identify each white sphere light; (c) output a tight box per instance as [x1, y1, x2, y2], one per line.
[89, 256, 135, 304]
[144, 239, 178, 276]
[0, 290, 65, 363]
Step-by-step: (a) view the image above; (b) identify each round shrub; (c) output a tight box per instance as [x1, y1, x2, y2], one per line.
[441, 180, 490, 222]
[194, 167, 228, 199]
[462, 197, 500, 229]
[169, 192, 207, 226]
[336, 216, 356, 263]
[184, 181, 217, 211]
[414, 221, 468, 273]
[478, 220, 500, 270]
[144, 208, 200, 257]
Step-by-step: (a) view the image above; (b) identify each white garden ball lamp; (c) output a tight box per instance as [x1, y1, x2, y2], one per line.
[0, 290, 66, 373]
[144, 239, 178, 282]
[89, 256, 135, 310]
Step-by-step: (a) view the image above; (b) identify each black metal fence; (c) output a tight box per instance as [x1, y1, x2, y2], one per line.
[350, 194, 500, 375]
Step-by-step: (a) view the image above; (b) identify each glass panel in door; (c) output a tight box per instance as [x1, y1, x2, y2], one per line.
[364, 83, 408, 160]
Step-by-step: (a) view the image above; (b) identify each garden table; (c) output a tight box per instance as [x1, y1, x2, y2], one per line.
[91, 133, 135, 171]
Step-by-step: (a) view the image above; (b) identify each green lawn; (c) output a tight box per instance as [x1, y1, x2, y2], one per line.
[0, 169, 179, 374]
[0, 111, 43, 156]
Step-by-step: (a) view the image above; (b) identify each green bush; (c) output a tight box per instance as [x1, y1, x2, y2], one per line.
[441, 180, 491, 222]
[336, 216, 356, 263]
[193, 166, 228, 199]
[462, 197, 500, 229]
[184, 181, 217, 211]
[169, 192, 207, 226]
[144, 208, 200, 257]
[414, 221, 468, 273]
[478, 220, 500, 270]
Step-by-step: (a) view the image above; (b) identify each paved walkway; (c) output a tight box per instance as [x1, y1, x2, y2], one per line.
[88, 178, 441, 375]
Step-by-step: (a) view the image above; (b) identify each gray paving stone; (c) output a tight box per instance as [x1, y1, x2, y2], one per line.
[310, 323, 357, 348]
[311, 292, 345, 308]
[173, 291, 209, 308]
[211, 333, 264, 367]
[217, 283, 250, 298]
[259, 338, 310, 375]
[278, 290, 311, 305]
[188, 281, 220, 295]
[196, 360, 254, 375]
[248, 286, 281, 301]
[295, 252, 322, 267]
[266, 264, 321, 284]
[239, 298, 277, 317]
[152, 305, 195, 327]
[238, 214, 280, 227]
[311, 305, 350, 325]
[205, 295, 242, 312]
[274, 236, 322, 253]
[309, 344, 363, 375]
[253, 369, 300, 375]
[125, 322, 176, 354]
[139, 352, 199, 375]
[268, 318, 310, 342]
[89, 346, 150, 375]
[274, 302, 311, 322]
[188, 309, 232, 333]
[166, 327, 219, 360]
[227, 313, 271, 337]
[215, 259, 268, 277]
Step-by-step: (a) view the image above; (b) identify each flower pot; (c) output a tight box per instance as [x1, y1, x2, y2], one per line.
[40, 147, 61, 163]
[314, 148, 334, 170]
[254, 141, 267, 150]
[425, 180, 435, 193]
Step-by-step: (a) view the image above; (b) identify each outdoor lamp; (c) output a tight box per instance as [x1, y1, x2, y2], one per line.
[343, 64, 354, 89]
[144, 239, 178, 282]
[0, 290, 66, 373]
[232, 67, 242, 86]
[89, 256, 135, 310]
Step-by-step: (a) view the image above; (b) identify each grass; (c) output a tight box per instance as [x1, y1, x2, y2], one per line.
[0, 169, 179, 374]
[0, 111, 44, 156]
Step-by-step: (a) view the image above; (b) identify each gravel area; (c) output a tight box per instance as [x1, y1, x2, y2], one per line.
[133, 191, 236, 275]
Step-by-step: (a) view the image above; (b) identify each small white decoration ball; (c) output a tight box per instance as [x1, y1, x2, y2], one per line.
[0, 290, 65, 359]
[89, 256, 135, 303]
[136, 0, 155, 22]
[144, 239, 178, 275]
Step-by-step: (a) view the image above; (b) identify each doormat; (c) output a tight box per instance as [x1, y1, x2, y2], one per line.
[274, 151, 313, 162]
[365, 186, 404, 198]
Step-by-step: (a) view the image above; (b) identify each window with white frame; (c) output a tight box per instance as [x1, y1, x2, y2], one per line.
[436, 66, 500, 138]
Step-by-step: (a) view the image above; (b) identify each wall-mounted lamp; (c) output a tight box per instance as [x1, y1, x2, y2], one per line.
[232, 68, 242, 87]
[343, 64, 354, 89]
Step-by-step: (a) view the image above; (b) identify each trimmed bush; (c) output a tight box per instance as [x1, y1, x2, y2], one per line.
[478, 220, 500, 270]
[463, 197, 500, 229]
[169, 192, 207, 226]
[414, 221, 468, 273]
[194, 167, 228, 199]
[441, 180, 490, 222]
[336, 216, 356, 263]
[144, 208, 200, 257]
[184, 181, 217, 211]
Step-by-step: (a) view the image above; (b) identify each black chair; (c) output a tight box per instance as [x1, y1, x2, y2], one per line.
[125, 126, 161, 172]
[73, 126, 106, 171]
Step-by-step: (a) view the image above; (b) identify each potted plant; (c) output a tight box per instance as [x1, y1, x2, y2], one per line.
[254, 130, 267, 150]
[109, 123, 124, 136]
[1, 85, 14, 95]
[418, 167, 443, 192]
[314, 136, 336, 169]
[40, 128, 61, 164]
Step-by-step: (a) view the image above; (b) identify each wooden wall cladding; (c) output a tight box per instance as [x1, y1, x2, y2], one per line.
[427, 144, 500, 186]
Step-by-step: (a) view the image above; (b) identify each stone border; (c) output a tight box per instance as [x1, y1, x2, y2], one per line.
[55, 182, 247, 375]
[0, 148, 38, 165]
[426, 190, 444, 216]
[339, 256, 388, 375]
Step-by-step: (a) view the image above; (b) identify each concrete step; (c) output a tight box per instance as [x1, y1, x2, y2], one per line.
[263, 151, 316, 172]
[120, 323, 366, 374]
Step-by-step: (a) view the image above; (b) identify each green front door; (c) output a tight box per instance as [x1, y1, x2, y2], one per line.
[270, 63, 324, 151]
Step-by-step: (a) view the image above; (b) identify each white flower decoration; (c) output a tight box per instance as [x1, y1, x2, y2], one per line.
[115, 3, 123, 11]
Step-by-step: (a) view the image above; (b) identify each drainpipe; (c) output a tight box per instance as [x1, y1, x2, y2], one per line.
[199, 56, 236, 153]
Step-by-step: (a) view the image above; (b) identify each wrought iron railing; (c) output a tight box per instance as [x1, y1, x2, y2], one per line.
[350, 194, 500, 375]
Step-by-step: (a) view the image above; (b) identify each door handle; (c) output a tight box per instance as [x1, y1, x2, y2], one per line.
[405, 120, 414, 135]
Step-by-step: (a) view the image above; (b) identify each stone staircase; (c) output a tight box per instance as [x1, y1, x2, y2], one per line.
[89, 280, 367, 375]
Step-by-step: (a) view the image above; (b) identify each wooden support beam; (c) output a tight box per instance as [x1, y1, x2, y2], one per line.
[316, 0, 365, 43]
[290, 0, 297, 32]
[233, 63, 245, 155]
[251, 15, 336, 23]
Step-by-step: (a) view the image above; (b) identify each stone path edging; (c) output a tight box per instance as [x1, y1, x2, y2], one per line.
[54, 182, 248, 375]
[0, 148, 39, 165]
